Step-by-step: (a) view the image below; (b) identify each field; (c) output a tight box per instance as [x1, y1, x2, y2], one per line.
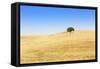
[20, 30, 95, 64]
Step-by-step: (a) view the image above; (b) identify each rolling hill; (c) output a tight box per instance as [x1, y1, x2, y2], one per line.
[20, 30, 95, 64]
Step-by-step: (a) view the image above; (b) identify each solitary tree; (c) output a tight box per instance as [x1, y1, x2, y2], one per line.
[67, 27, 75, 33]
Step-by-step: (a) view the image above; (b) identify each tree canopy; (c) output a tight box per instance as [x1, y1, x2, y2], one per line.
[67, 27, 75, 32]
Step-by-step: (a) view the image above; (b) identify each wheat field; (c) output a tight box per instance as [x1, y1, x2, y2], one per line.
[20, 30, 95, 64]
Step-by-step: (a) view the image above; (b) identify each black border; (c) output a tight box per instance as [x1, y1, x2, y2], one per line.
[11, 2, 98, 67]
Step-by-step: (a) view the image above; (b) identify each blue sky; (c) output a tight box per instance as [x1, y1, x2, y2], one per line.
[20, 5, 95, 35]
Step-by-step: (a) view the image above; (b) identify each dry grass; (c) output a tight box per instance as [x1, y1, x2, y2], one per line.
[20, 30, 95, 64]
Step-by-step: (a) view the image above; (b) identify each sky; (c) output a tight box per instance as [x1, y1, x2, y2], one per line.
[20, 5, 95, 35]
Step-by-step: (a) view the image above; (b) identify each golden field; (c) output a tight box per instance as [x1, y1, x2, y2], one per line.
[20, 30, 95, 64]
